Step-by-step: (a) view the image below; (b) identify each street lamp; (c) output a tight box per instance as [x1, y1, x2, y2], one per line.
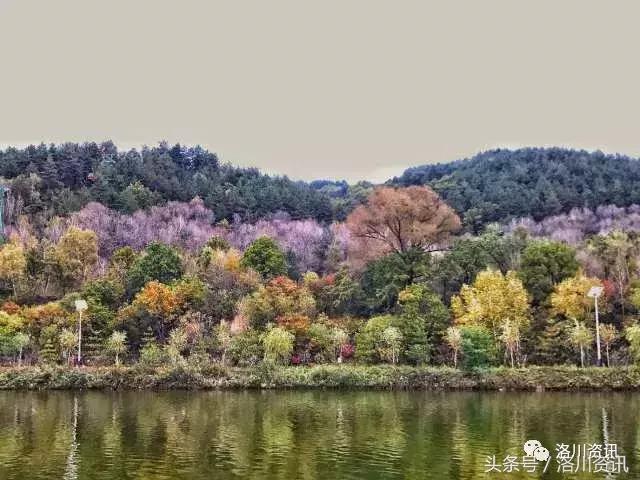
[74, 299, 88, 365]
[587, 286, 604, 367]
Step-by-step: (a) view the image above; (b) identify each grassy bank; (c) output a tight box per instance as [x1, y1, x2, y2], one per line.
[2, 364, 640, 391]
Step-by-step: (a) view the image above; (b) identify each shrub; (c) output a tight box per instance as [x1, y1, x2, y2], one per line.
[227, 329, 264, 366]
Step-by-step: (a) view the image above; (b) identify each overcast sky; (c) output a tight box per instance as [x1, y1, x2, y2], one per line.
[1, 1, 639, 182]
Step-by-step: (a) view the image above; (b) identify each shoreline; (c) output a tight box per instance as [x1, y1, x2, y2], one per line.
[1, 365, 640, 391]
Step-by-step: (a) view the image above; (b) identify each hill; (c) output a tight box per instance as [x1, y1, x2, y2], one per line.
[391, 147, 640, 231]
[0, 141, 333, 223]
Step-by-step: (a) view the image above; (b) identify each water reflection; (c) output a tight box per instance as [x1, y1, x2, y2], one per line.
[0, 390, 638, 479]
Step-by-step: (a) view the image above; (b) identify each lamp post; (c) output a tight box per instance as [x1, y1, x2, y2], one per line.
[587, 286, 604, 367]
[74, 299, 88, 365]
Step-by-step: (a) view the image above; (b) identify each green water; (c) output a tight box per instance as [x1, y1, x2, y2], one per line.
[0, 390, 637, 479]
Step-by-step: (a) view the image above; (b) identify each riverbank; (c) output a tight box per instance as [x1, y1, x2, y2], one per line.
[2, 364, 640, 391]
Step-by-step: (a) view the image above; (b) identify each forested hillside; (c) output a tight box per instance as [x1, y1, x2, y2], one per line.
[0, 142, 333, 222]
[5, 143, 640, 232]
[392, 148, 640, 231]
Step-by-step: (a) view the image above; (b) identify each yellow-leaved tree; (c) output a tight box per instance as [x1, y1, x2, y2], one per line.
[0, 239, 26, 298]
[550, 272, 603, 322]
[451, 269, 530, 366]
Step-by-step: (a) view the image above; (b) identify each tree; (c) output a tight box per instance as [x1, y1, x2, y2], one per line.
[380, 326, 403, 364]
[55, 227, 99, 286]
[445, 326, 462, 368]
[518, 240, 579, 304]
[360, 251, 426, 313]
[588, 231, 637, 321]
[460, 326, 495, 370]
[0, 240, 26, 298]
[240, 236, 287, 279]
[599, 324, 617, 367]
[13, 332, 29, 366]
[59, 328, 77, 365]
[355, 315, 395, 363]
[239, 276, 315, 330]
[625, 324, 640, 364]
[397, 283, 449, 364]
[570, 321, 593, 368]
[105, 331, 127, 366]
[346, 186, 461, 258]
[126, 243, 183, 295]
[550, 272, 603, 322]
[263, 326, 294, 365]
[452, 269, 530, 343]
[167, 328, 188, 365]
[500, 320, 520, 368]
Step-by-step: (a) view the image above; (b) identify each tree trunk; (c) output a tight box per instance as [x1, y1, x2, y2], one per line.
[510, 347, 514, 368]
[453, 349, 458, 368]
[580, 346, 585, 368]
[606, 345, 610, 368]
[115, 353, 120, 366]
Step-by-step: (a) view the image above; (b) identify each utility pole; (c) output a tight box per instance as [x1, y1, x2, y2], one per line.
[588, 286, 604, 367]
[75, 300, 88, 365]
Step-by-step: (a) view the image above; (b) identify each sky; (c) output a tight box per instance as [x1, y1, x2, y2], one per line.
[1, 1, 639, 183]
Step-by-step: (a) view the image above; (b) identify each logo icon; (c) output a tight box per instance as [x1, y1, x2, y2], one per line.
[523, 440, 549, 461]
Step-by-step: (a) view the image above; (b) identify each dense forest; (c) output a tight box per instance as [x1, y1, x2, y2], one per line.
[0, 141, 334, 223]
[2, 142, 640, 372]
[392, 147, 640, 231]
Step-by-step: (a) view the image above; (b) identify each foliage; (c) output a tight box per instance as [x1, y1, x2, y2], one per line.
[354, 315, 396, 364]
[570, 321, 593, 368]
[393, 147, 640, 227]
[227, 329, 264, 366]
[452, 269, 530, 339]
[240, 236, 287, 279]
[126, 242, 183, 295]
[550, 272, 602, 322]
[346, 186, 460, 265]
[624, 324, 640, 364]
[518, 240, 579, 304]
[239, 276, 315, 329]
[105, 331, 128, 365]
[459, 326, 495, 370]
[397, 283, 449, 364]
[445, 326, 462, 368]
[54, 227, 98, 287]
[263, 327, 295, 365]
[0, 240, 26, 297]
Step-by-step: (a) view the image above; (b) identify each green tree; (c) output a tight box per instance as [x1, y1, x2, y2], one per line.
[518, 240, 579, 304]
[397, 283, 449, 364]
[126, 242, 183, 295]
[624, 323, 640, 364]
[355, 315, 395, 364]
[460, 326, 495, 370]
[240, 237, 287, 279]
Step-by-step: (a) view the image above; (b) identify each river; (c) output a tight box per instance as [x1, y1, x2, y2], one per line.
[0, 390, 636, 479]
